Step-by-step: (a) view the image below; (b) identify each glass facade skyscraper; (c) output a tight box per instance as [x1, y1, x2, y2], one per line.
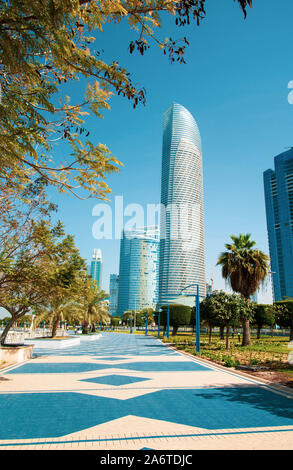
[109, 274, 119, 316]
[117, 227, 159, 316]
[158, 103, 206, 305]
[90, 248, 102, 288]
[264, 148, 293, 301]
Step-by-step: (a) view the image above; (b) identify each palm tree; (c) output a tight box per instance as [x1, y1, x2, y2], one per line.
[217, 234, 270, 346]
[78, 284, 110, 333]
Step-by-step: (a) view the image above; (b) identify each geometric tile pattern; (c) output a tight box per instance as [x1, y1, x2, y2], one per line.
[0, 332, 293, 449]
[80, 375, 150, 386]
[0, 387, 293, 439]
[6, 361, 211, 374]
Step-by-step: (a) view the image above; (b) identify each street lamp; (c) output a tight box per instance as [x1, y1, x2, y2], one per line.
[129, 315, 133, 334]
[157, 309, 161, 338]
[159, 302, 170, 339]
[179, 283, 200, 354]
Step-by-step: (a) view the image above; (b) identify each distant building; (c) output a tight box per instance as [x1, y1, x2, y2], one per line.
[158, 103, 206, 306]
[90, 248, 102, 288]
[206, 283, 213, 298]
[264, 148, 293, 301]
[109, 274, 119, 316]
[117, 227, 159, 316]
[250, 292, 258, 303]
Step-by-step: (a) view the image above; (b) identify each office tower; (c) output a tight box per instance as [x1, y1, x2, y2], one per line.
[264, 148, 293, 301]
[109, 274, 119, 316]
[158, 103, 206, 306]
[206, 283, 213, 298]
[90, 248, 102, 288]
[117, 227, 159, 316]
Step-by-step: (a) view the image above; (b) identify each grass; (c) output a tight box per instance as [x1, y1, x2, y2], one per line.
[157, 333, 293, 382]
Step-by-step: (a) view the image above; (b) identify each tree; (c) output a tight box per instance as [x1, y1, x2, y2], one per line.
[79, 284, 109, 333]
[252, 304, 275, 339]
[200, 297, 217, 344]
[0, 0, 252, 202]
[0, 220, 63, 344]
[217, 233, 270, 346]
[200, 291, 242, 349]
[122, 308, 154, 327]
[274, 299, 293, 341]
[0, 217, 88, 343]
[160, 304, 191, 336]
[31, 230, 88, 337]
[111, 316, 120, 329]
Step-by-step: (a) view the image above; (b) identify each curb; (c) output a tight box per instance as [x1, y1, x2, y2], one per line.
[166, 343, 293, 398]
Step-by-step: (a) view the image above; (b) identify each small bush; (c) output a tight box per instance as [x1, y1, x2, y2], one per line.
[223, 356, 236, 368]
[250, 358, 259, 365]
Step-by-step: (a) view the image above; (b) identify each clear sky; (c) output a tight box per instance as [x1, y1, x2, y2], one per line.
[43, 0, 293, 305]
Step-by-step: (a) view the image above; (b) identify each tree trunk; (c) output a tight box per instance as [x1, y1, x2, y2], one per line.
[172, 325, 178, 336]
[242, 319, 251, 346]
[91, 324, 96, 333]
[0, 316, 16, 345]
[226, 324, 230, 350]
[82, 321, 89, 334]
[290, 326, 293, 342]
[257, 325, 261, 340]
[208, 324, 213, 344]
[51, 317, 59, 338]
[219, 325, 225, 340]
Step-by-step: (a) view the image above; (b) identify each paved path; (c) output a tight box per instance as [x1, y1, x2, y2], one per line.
[0, 332, 293, 450]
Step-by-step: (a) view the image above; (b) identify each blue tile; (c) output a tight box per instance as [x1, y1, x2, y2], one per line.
[7, 361, 210, 374]
[80, 375, 150, 386]
[0, 387, 292, 439]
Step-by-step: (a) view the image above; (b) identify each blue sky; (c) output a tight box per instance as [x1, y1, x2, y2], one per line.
[45, 0, 293, 304]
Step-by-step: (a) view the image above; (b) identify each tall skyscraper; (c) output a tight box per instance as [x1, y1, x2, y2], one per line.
[90, 248, 102, 288]
[158, 103, 206, 305]
[109, 274, 119, 316]
[264, 148, 293, 301]
[117, 227, 159, 316]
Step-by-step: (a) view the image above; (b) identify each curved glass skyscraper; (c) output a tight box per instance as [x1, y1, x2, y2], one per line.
[158, 103, 206, 305]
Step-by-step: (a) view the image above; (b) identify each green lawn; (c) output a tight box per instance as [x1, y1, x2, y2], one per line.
[159, 333, 291, 370]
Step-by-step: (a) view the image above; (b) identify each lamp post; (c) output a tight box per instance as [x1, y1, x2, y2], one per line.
[130, 315, 133, 334]
[180, 283, 200, 354]
[158, 309, 161, 338]
[161, 303, 170, 339]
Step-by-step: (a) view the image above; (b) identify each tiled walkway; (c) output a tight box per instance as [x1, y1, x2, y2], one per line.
[0, 332, 293, 449]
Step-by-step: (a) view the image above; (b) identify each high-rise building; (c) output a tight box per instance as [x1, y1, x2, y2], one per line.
[109, 274, 119, 316]
[90, 248, 102, 288]
[117, 227, 159, 316]
[158, 103, 206, 306]
[264, 148, 293, 301]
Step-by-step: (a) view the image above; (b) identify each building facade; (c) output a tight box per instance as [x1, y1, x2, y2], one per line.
[264, 148, 293, 301]
[90, 248, 102, 288]
[109, 274, 119, 316]
[117, 227, 159, 316]
[158, 103, 206, 306]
